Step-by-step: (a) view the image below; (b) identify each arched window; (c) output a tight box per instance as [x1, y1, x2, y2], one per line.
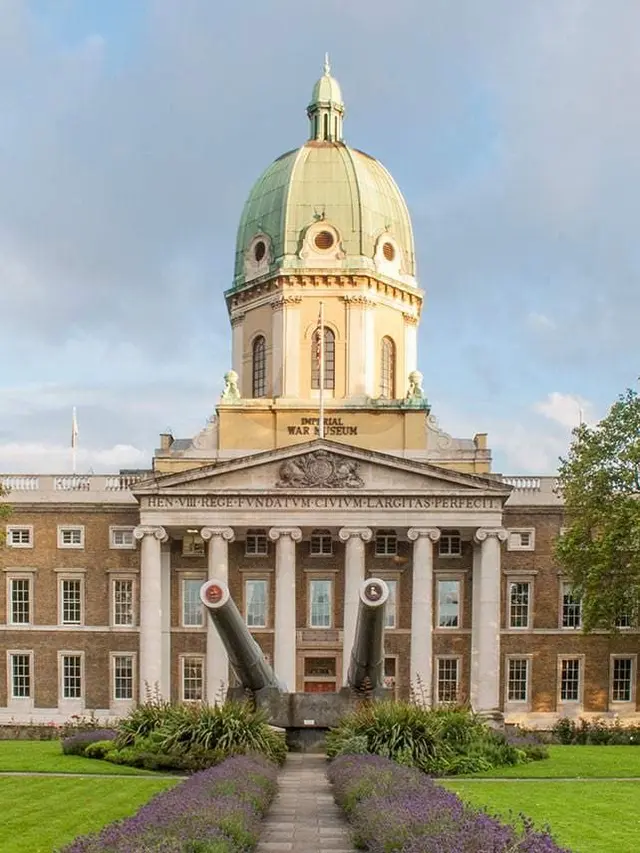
[311, 327, 335, 390]
[380, 337, 396, 398]
[252, 336, 266, 398]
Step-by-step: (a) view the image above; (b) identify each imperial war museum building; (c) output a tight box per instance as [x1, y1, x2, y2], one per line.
[1, 63, 638, 729]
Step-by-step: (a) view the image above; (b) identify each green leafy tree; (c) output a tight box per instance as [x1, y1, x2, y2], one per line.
[0, 484, 10, 544]
[555, 388, 640, 631]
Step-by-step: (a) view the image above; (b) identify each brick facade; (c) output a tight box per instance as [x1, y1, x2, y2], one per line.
[1, 492, 638, 727]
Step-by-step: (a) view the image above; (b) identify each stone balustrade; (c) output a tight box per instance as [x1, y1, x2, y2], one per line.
[0, 473, 148, 502]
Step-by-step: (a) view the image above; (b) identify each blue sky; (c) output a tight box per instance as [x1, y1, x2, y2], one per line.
[1, 0, 638, 474]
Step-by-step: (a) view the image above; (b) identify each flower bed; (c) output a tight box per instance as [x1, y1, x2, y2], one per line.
[327, 754, 571, 853]
[59, 754, 278, 852]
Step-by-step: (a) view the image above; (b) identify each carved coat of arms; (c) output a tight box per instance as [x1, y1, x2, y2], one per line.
[276, 450, 364, 489]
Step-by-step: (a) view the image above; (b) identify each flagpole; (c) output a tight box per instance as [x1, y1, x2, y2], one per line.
[319, 301, 325, 439]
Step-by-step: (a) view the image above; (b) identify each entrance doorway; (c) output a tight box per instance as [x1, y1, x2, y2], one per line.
[302, 655, 338, 693]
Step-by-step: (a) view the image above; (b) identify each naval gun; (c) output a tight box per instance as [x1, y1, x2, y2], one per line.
[199, 576, 392, 749]
[199, 579, 282, 692]
[347, 578, 390, 694]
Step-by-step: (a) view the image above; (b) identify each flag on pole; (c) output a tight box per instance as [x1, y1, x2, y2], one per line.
[317, 302, 325, 439]
[71, 407, 78, 449]
[315, 309, 323, 366]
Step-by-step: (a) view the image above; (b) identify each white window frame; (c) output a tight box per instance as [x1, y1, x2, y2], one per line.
[308, 578, 333, 628]
[435, 655, 461, 705]
[375, 529, 398, 557]
[436, 575, 462, 629]
[244, 578, 268, 628]
[111, 576, 136, 628]
[57, 525, 85, 549]
[506, 577, 533, 630]
[6, 525, 33, 549]
[245, 529, 268, 557]
[384, 578, 398, 629]
[557, 655, 584, 706]
[111, 652, 136, 702]
[180, 654, 205, 702]
[58, 575, 85, 626]
[560, 581, 582, 629]
[181, 576, 206, 628]
[506, 528, 535, 552]
[610, 654, 637, 705]
[504, 655, 532, 707]
[59, 651, 85, 702]
[439, 530, 462, 558]
[7, 650, 33, 701]
[109, 526, 135, 549]
[310, 529, 333, 557]
[6, 573, 33, 626]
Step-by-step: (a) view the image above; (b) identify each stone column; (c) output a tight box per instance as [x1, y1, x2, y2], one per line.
[269, 527, 302, 692]
[472, 528, 507, 714]
[407, 527, 440, 704]
[338, 527, 373, 684]
[134, 525, 168, 702]
[201, 527, 235, 703]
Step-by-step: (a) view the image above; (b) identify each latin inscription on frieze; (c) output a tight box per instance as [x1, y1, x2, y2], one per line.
[142, 494, 502, 511]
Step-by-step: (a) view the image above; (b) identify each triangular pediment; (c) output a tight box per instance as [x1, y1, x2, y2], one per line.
[134, 439, 511, 499]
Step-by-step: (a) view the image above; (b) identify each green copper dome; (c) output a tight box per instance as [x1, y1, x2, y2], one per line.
[232, 60, 416, 289]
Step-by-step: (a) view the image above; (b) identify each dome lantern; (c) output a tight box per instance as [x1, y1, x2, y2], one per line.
[307, 54, 345, 142]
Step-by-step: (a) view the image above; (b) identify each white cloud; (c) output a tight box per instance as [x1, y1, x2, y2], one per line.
[533, 392, 595, 430]
[527, 312, 556, 332]
[0, 442, 148, 474]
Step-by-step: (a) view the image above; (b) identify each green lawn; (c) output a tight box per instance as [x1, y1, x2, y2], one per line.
[0, 740, 159, 775]
[463, 745, 640, 778]
[0, 777, 177, 853]
[442, 746, 640, 853]
[444, 780, 640, 853]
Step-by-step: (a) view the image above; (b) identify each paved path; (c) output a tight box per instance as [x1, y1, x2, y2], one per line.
[257, 754, 355, 853]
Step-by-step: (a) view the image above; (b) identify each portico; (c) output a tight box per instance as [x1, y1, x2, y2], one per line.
[132, 440, 511, 711]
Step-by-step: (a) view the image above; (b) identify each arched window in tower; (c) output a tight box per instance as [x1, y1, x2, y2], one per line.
[380, 336, 396, 398]
[311, 327, 335, 390]
[252, 336, 267, 398]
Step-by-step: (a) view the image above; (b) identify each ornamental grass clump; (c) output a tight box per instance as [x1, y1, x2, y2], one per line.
[328, 755, 571, 853]
[59, 754, 278, 853]
[326, 702, 545, 775]
[104, 699, 286, 771]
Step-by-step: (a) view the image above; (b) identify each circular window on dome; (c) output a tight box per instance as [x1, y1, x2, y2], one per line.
[382, 242, 396, 262]
[314, 230, 335, 250]
[254, 240, 266, 262]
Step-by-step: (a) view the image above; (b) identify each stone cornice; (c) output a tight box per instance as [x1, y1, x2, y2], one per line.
[225, 272, 423, 314]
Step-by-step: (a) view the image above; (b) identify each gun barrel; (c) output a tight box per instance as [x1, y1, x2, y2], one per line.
[200, 579, 281, 692]
[347, 578, 389, 692]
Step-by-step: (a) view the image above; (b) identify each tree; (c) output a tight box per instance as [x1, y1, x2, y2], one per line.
[0, 484, 10, 545]
[555, 388, 640, 632]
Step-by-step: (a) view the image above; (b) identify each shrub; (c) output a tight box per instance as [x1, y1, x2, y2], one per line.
[83, 740, 118, 760]
[328, 754, 571, 853]
[61, 729, 117, 757]
[552, 716, 640, 746]
[114, 696, 175, 747]
[59, 754, 277, 853]
[326, 701, 540, 775]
